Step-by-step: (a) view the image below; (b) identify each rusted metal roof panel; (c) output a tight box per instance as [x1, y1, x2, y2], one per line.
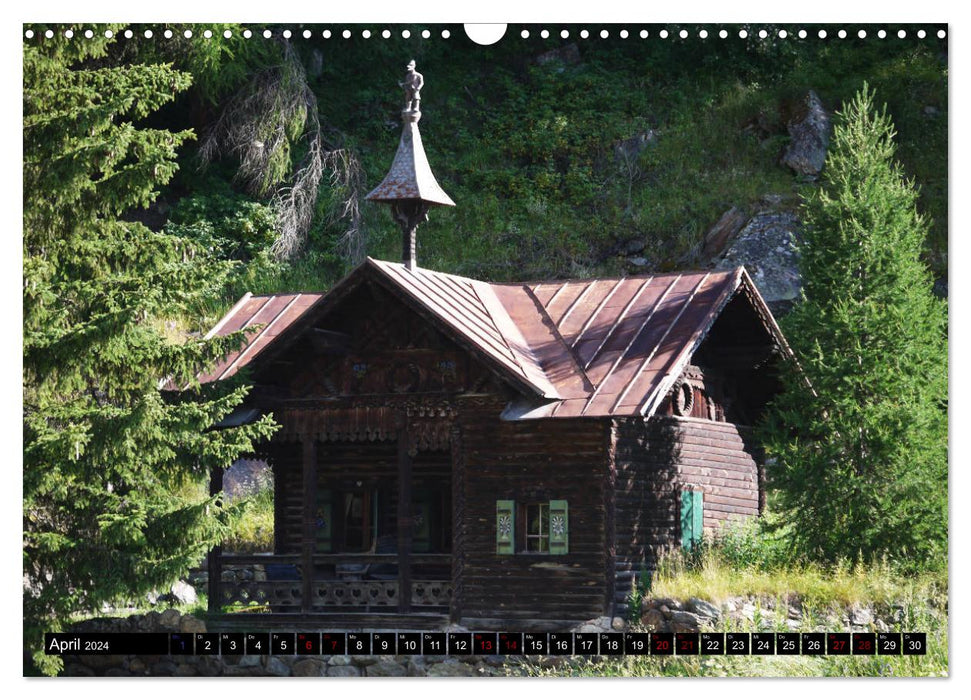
[198, 292, 326, 384]
[365, 122, 455, 207]
[198, 261, 779, 420]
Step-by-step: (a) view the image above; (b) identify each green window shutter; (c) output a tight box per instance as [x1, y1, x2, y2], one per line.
[693, 490, 704, 542]
[680, 490, 704, 549]
[496, 500, 515, 554]
[548, 500, 569, 555]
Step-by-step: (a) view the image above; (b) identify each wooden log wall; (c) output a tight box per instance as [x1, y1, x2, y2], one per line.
[673, 416, 760, 527]
[455, 396, 609, 622]
[610, 415, 761, 615]
[611, 417, 681, 615]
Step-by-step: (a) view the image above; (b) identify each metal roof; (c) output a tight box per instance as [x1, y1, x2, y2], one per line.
[202, 260, 786, 419]
[365, 121, 455, 207]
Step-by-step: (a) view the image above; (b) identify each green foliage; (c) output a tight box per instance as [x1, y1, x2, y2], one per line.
[222, 486, 275, 554]
[23, 28, 277, 674]
[760, 85, 948, 569]
[166, 192, 278, 261]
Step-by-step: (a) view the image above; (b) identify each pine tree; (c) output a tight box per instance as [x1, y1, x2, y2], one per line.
[23, 29, 276, 673]
[761, 85, 947, 569]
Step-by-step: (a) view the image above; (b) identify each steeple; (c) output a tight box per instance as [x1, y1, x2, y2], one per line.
[366, 60, 455, 271]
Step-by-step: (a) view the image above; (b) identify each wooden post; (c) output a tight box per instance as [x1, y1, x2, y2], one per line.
[396, 415, 413, 613]
[604, 421, 617, 618]
[207, 464, 223, 614]
[449, 422, 463, 622]
[301, 438, 317, 613]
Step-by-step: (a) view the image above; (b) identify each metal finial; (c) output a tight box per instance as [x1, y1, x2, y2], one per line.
[366, 61, 455, 271]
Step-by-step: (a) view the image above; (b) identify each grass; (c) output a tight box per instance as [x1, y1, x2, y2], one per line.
[521, 519, 948, 678]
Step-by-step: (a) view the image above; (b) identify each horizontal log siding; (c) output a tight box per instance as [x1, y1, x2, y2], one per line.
[457, 398, 609, 621]
[671, 417, 760, 527]
[612, 418, 680, 583]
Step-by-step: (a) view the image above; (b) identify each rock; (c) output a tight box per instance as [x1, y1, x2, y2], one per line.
[611, 616, 626, 631]
[577, 624, 603, 634]
[81, 654, 125, 671]
[65, 663, 95, 677]
[176, 662, 198, 676]
[329, 654, 353, 666]
[292, 658, 328, 677]
[687, 597, 722, 621]
[197, 656, 224, 676]
[628, 256, 649, 267]
[167, 581, 197, 605]
[653, 597, 683, 611]
[782, 90, 832, 177]
[934, 276, 948, 299]
[367, 660, 409, 677]
[623, 238, 646, 255]
[265, 656, 291, 677]
[740, 602, 757, 621]
[614, 131, 657, 164]
[536, 43, 581, 67]
[238, 655, 262, 668]
[104, 667, 131, 676]
[327, 665, 361, 677]
[669, 610, 706, 630]
[179, 615, 206, 634]
[659, 605, 672, 618]
[850, 606, 873, 626]
[875, 619, 889, 633]
[427, 660, 475, 677]
[703, 207, 748, 259]
[158, 608, 181, 631]
[151, 661, 179, 676]
[924, 105, 940, 118]
[641, 608, 666, 630]
[129, 658, 147, 675]
[354, 655, 380, 666]
[138, 611, 161, 631]
[715, 211, 802, 312]
[407, 658, 428, 676]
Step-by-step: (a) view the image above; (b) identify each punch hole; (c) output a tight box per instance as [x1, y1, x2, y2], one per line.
[204, 30, 213, 39]
[917, 29, 926, 38]
[164, 30, 173, 39]
[600, 30, 609, 39]
[580, 29, 589, 39]
[465, 24, 507, 45]
[778, 29, 788, 39]
[124, 29, 133, 39]
[422, 30, 430, 38]
[679, 29, 688, 39]
[283, 30, 292, 39]
[877, 29, 886, 39]
[798, 29, 807, 39]
[937, 29, 946, 38]
[660, 29, 669, 39]
[719, 29, 728, 39]
[45, 29, 53, 38]
[263, 29, 272, 38]
[818, 30, 827, 39]
[738, 29, 747, 39]
[223, 30, 231, 39]
[758, 29, 767, 39]
[699, 30, 708, 39]
[640, 30, 648, 38]
[184, 29, 193, 38]
[243, 29, 251, 39]
[441, 29, 450, 38]
[620, 29, 628, 38]
[838, 30, 846, 39]
[540, 30, 549, 39]
[363, 30, 372, 39]
[84, 29, 93, 39]
[382, 29, 390, 39]
[303, 30, 312, 39]
[343, 30, 351, 39]
[65, 29, 74, 38]
[24, 29, 33, 38]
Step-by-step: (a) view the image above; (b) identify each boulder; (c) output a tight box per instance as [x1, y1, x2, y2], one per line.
[161, 581, 197, 606]
[611, 616, 626, 631]
[427, 660, 475, 677]
[686, 597, 722, 621]
[640, 608, 666, 630]
[292, 658, 328, 676]
[265, 656, 291, 677]
[366, 660, 409, 677]
[782, 91, 831, 177]
[179, 615, 206, 634]
[614, 131, 657, 164]
[669, 610, 706, 630]
[702, 207, 748, 259]
[327, 665, 361, 677]
[158, 608, 181, 631]
[715, 211, 802, 314]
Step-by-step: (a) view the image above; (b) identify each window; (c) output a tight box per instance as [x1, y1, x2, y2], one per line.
[496, 499, 568, 555]
[524, 503, 549, 552]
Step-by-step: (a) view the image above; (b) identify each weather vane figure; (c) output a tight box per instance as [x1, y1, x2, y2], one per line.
[400, 60, 424, 114]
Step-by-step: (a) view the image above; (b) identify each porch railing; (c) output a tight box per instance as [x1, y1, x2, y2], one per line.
[212, 553, 452, 613]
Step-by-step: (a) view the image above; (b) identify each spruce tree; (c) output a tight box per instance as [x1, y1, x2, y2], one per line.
[23, 29, 276, 673]
[761, 85, 947, 568]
